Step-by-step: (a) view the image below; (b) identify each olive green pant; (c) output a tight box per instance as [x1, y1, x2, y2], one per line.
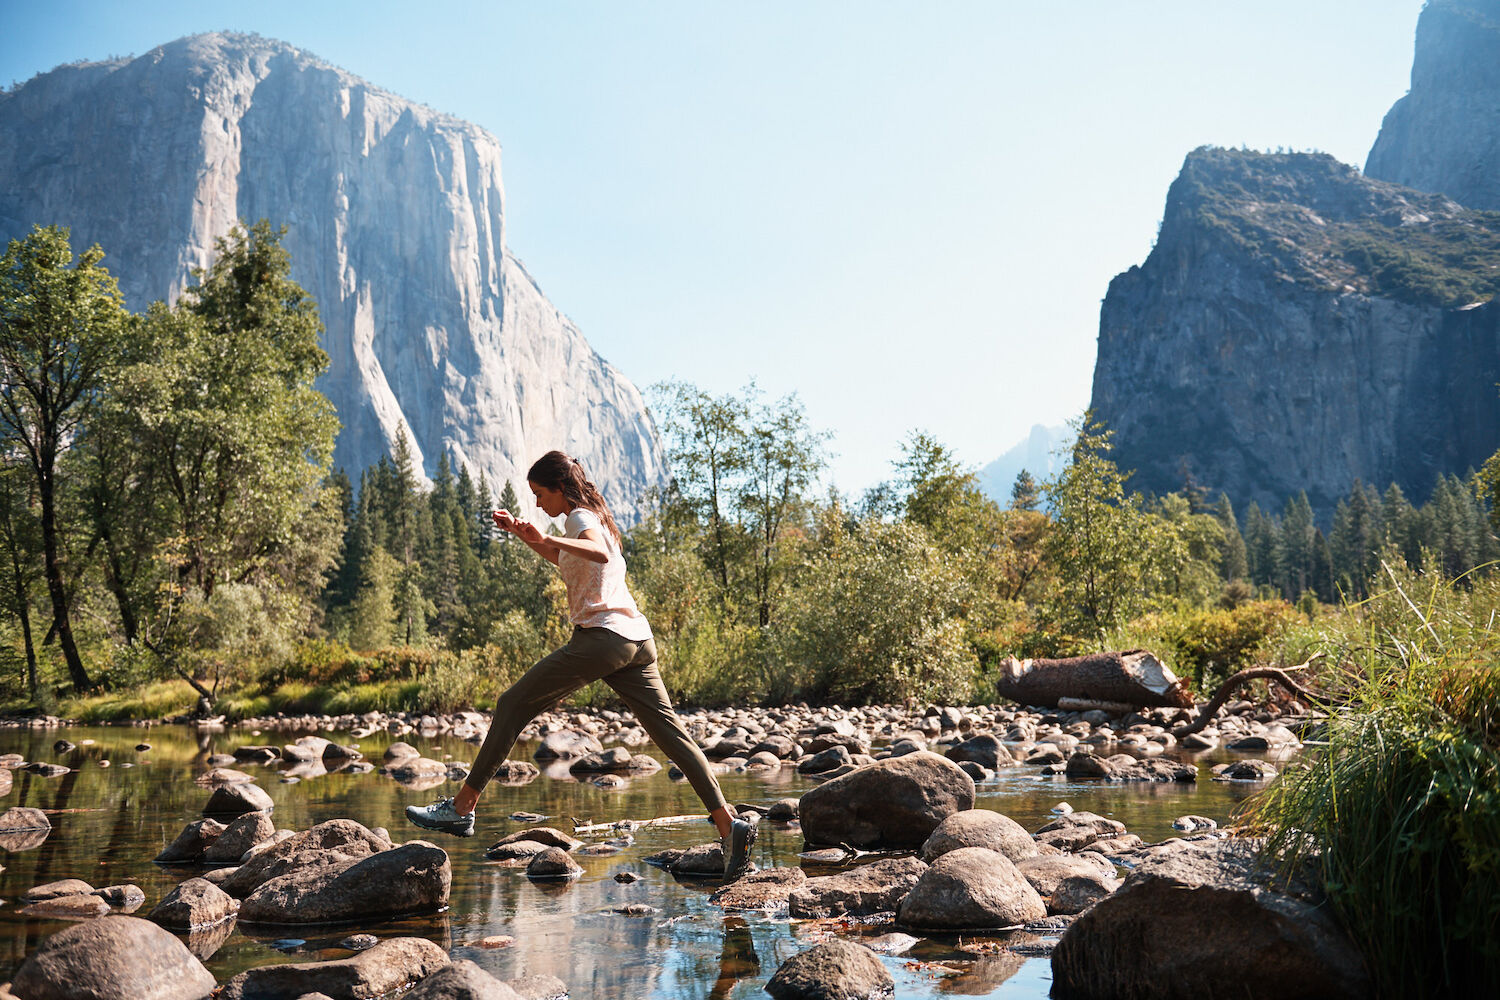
[466, 626, 730, 814]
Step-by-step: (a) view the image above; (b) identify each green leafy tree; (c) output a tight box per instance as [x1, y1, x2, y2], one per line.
[650, 381, 751, 598]
[0, 460, 41, 695]
[772, 519, 976, 704]
[1041, 414, 1160, 643]
[736, 391, 827, 626]
[0, 225, 130, 692]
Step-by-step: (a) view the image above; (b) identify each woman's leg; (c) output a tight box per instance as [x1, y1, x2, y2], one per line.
[459, 628, 639, 812]
[602, 638, 733, 830]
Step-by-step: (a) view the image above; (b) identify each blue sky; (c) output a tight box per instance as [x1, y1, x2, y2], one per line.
[1, 1, 1426, 493]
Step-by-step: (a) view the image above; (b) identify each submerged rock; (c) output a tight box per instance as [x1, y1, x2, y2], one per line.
[708, 867, 806, 910]
[11, 915, 216, 1000]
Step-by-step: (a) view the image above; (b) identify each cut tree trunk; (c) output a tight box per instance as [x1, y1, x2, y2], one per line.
[994, 649, 1193, 710]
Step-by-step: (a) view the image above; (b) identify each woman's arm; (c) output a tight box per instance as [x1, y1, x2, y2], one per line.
[492, 511, 610, 564]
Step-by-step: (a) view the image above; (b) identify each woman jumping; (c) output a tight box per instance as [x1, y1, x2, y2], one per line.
[405, 450, 756, 881]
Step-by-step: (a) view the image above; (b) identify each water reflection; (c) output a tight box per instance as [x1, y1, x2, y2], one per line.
[0, 724, 1271, 996]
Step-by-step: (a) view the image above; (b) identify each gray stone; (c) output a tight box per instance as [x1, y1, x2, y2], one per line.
[921, 809, 1037, 864]
[204, 810, 275, 863]
[765, 940, 894, 1000]
[11, 915, 216, 1000]
[221, 818, 391, 897]
[405, 960, 523, 999]
[1049, 872, 1120, 915]
[898, 847, 1048, 930]
[155, 821, 225, 869]
[239, 841, 451, 922]
[1016, 853, 1119, 898]
[149, 877, 239, 929]
[0, 805, 52, 851]
[94, 884, 147, 910]
[707, 866, 806, 909]
[203, 783, 274, 816]
[20, 894, 112, 919]
[25, 878, 95, 901]
[525, 846, 582, 880]
[788, 857, 928, 918]
[1051, 840, 1369, 1000]
[945, 733, 1015, 770]
[220, 936, 449, 1000]
[534, 729, 603, 760]
[798, 751, 974, 850]
[505, 973, 570, 1000]
[485, 826, 582, 855]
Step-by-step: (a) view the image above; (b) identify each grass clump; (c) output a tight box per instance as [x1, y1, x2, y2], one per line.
[1247, 563, 1500, 996]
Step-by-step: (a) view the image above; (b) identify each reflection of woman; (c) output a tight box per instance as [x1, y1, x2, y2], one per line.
[405, 450, 756, 880]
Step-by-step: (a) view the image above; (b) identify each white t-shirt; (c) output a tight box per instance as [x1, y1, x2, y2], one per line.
[558, 508, 652, 641]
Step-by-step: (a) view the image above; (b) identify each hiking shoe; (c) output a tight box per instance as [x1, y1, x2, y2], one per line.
[405, 797, 475, 837]
[722, 817, 757, 882]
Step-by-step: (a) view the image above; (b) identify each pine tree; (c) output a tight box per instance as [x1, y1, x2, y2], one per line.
[1009, 469, 1040, 511]
[1212, 494, 1249, 581]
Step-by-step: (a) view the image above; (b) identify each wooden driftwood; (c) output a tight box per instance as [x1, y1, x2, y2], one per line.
[571, 813, 710, 835]
[1171, 658, 1329, 738]
[994, 649, 1194, 710]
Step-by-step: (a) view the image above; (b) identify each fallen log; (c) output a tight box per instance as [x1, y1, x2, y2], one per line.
[571, 813, 710, 835]
[994, 650, 1193, 710]
[1171, 658, 1330, 738]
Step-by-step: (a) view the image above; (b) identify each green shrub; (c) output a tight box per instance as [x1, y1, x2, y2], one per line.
[1117, 600, 1299, 690]
[771, 520, 977, 705]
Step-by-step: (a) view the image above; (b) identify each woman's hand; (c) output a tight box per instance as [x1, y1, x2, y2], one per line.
[493, 509, 551, 548]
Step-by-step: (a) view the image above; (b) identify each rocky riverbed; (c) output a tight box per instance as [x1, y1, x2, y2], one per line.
[0, 698, 1343, 999]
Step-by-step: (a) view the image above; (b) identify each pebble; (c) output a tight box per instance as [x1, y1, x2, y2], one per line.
[340, 934, 377, 950]
[614, 871, 640, 884]
[479, 935, 514, 949]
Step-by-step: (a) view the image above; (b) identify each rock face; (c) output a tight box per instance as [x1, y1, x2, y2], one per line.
[0, 32, 666, 515]
[1089, 146, 1500, 516]
[1366, 1, 1500, 211]
[1050, 840, 1369, 1000]
[11, 915, 217, 1000]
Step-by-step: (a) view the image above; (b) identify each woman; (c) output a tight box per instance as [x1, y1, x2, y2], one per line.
[405, 450, 756, 881]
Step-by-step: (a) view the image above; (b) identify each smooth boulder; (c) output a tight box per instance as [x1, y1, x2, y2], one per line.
[897, 847, 1048, 930]
[203, 782, 274, 817]
[239, 841, 451, 922]
[788, 857, 928, 918]
[405, 959, 523, 999]
[149, 877, 239, 929]
[921, 809, 1037, 864]
[204, 811, 275, 863]
[765, 940, 894, 1000]
[798, 751, 974, 849]
[220, 936, 449, 1000]
[1050, 840, 1370, 1000]
[11, 915, 216, 1000]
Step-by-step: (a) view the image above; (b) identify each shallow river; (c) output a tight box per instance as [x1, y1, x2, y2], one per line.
[0, 724, 1273, 997]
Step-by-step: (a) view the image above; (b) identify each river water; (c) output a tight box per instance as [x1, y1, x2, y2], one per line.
[0, 724, 1273, 997]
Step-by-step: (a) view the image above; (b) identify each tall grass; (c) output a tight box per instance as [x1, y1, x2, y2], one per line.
[1247, 561, 1500, 997]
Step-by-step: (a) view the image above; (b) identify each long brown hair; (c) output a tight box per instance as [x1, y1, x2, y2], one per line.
[527, 450, 622, 544]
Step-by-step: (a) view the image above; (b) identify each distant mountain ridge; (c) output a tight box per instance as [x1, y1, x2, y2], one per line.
[978, 424, 1069, 503]
[1087, 2, 1500, 516]
[0, 33, 666, 518]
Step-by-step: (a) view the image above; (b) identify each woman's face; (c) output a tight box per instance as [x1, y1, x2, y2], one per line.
[528, 480, 569, 518]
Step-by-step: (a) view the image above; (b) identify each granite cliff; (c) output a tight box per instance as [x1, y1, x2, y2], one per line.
[1089, 148, 1500, 516]
[0, 33, 666, 518]
[1366, 0, 1500, 211]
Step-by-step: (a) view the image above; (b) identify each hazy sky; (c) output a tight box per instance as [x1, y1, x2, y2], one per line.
[1, 1, 1427, 493]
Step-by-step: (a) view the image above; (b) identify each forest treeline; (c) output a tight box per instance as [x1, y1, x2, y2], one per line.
[2, 222, 1499, 715]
